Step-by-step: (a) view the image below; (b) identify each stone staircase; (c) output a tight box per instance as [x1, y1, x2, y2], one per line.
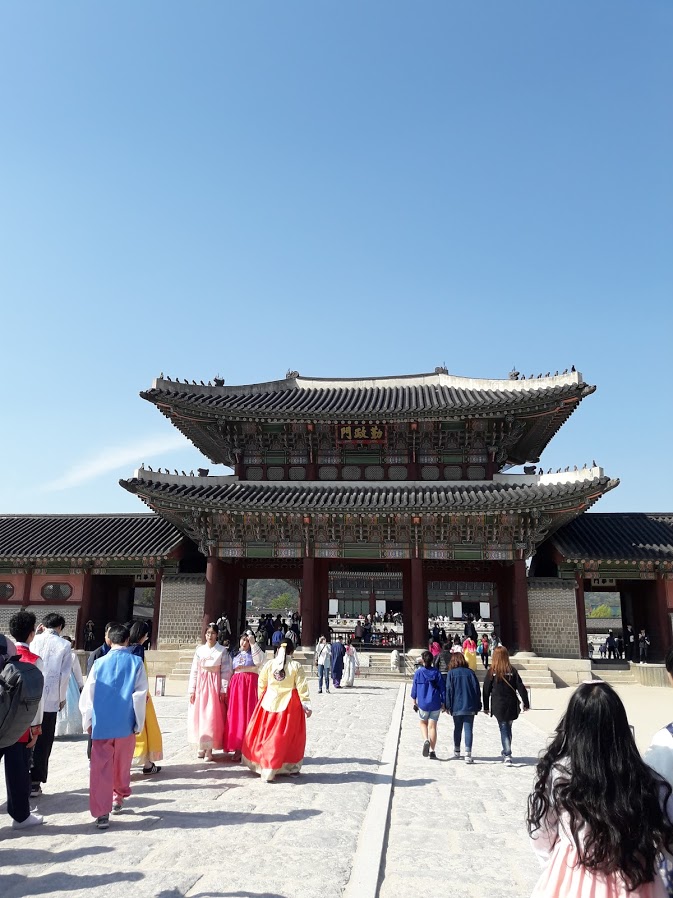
[590, 661, 638, 686]
[169, 643, 199, 680]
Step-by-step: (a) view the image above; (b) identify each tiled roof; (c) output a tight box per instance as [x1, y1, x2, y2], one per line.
[0, 514, 185, 561]
[550, 513, 673, 561]
[142, 371, 593, 420]
[121, 470, 617, 514]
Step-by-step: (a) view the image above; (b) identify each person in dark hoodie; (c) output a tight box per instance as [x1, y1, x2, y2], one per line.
[445, 652, 481, 763]
[410, 651, 446, 760]
[433, 641, 453, 694]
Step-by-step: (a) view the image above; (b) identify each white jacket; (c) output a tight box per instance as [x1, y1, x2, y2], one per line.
[31, 629, 73, 712]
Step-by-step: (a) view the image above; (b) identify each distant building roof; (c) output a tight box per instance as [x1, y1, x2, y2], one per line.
[0, 514, 185, 562]
[549, 513, 673, 562]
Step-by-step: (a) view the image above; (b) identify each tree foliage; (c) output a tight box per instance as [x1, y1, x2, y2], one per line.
[588, 603, 614, 619]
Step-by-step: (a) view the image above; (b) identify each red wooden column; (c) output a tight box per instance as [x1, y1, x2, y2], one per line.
[23, 567, 33, 604]
[512, 558, 532, 652]
[204, 556, 224, 638]
[77, 569, 93, 649]
[402, 562, 412, 646]
[222, 564, 241, 636]
[151, 567, 163, 649]
[300, 557, 316, 648]
[410, 557, 428, 649]
[655, 575, 673, 660]
[315, 559, 330, 638]
[574, 572, 589, 659]
[369, 583, 376, 618]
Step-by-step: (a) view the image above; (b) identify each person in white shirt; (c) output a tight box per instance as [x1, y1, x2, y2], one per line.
[30, 613, 73, 796]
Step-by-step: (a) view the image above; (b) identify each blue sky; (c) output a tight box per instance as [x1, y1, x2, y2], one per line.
[1, 2, 671, 515]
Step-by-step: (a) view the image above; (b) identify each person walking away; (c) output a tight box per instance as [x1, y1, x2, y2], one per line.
[410, 651, 445, 760]
[527, 680, 673, 897]
[1, 614, 45, 829]
[223, 630, 265, 762]
[87, 621, 115, 674]
[331, 635, 346, 688]
[464, 614, 478, 644]
[462, 635, 478, 672]
[315, 636, 331, 693]
[343, 641, 360, 687]
[640, 629, 651, 664]
[30, 613, 72, 796]
[271, 624, 284, 656]
[128, 620, 162, 775]
[242, 637, 312, 781]
[445, 652, 481, 763]
[188, 622, 232, 760]
[433, 641, 453, 695]
[479, 634, 490, 669]
[606, 630, 617, 660]
[483, 646, 529, 765]
[55, 636, 84, 736]
[79, 623, 148, 829]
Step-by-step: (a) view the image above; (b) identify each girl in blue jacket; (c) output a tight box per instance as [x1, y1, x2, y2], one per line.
[411, 651, 446, 759]
[446, 652, 481, 763]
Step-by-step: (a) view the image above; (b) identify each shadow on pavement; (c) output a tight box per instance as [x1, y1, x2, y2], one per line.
[303, 756, 381, 766]
[0, 844, 113, 866]
[1, 871, 143, 897]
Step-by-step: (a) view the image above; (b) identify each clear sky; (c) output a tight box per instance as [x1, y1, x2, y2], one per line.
[1, 2, 671, 516]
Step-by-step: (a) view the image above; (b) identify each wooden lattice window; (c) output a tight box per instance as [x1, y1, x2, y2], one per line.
[0, 583, 14, 599]
[41, 583, 73, 601]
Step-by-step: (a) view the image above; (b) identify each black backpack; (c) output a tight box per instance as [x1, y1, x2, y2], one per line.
[0, 637, 45, 750]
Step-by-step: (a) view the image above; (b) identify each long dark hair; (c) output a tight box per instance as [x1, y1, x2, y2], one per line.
[527, 681, 673, 889]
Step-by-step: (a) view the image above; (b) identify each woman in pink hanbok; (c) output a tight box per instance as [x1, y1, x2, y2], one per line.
[527, 681, 673, 898]
[223, 630, 265, 761]
[188, 623, 232, 760]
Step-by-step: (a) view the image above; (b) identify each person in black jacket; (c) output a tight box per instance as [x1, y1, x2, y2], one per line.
[483, 646, 529, 765]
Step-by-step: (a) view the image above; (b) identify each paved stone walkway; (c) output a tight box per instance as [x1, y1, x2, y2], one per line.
[379, 690, 546, 898]
[0, 683, 401, 898]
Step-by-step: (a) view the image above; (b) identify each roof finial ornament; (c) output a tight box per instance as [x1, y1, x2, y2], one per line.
[197, 467, 209, 477]
[213, 375, 225, 386]
[434, 365, 448, 374]
[159, 372, 164, 379]
[509, 367, 519, 380]
[286, 369, 299, 379]
[562, 368, 568, 375]
[554, 370, 559, 376]
[571, 364, 576, 372]
[592, 459, 597, 467]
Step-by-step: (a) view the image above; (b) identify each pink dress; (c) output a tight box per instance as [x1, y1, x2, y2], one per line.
[530, 810, 667, 897]
[187, 643, 232, 752]
[223, 642, 265, 753]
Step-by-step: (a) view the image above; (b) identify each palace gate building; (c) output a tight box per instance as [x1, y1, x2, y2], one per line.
[119, 368, 619, 650]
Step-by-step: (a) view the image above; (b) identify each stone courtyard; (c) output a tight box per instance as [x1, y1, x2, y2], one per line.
[1, 676, 673, 898]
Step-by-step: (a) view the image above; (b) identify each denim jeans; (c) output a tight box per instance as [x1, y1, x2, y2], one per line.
[453, 714, 475, 751]
[318, 664, 330, 691]
[498, 720, 513, 757]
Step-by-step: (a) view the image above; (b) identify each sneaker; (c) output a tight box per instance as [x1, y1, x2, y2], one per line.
[30, 784, 42, 797]
[96, 815, 110, 830]
[318, 690, 322, 694]
[142, 763, 162, 775]
[504, 756, 512, 766]
[429, 750, 438, 760]
[12, 812, 44, 830]
[453, 749, 461, 760]
[465, 753, 474, 764]
[111, 803, 123, 814]
[422, 740, 430, 757]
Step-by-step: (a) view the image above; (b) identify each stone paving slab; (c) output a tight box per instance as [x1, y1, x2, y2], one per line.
[378, 692, 545, 898]
[0, 682, 400, 898]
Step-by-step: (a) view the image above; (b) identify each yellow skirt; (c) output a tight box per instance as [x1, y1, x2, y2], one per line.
[133, 692, 163, 766]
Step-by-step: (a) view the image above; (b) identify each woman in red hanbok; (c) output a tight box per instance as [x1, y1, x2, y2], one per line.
[242, 637, 311, 782]
[223, 630, 265, 761]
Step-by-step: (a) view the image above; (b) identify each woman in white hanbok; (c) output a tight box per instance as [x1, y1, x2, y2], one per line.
[343, 643, 360, 687]
[188, 623, 233, 760]
[55, 644, 84, 736]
